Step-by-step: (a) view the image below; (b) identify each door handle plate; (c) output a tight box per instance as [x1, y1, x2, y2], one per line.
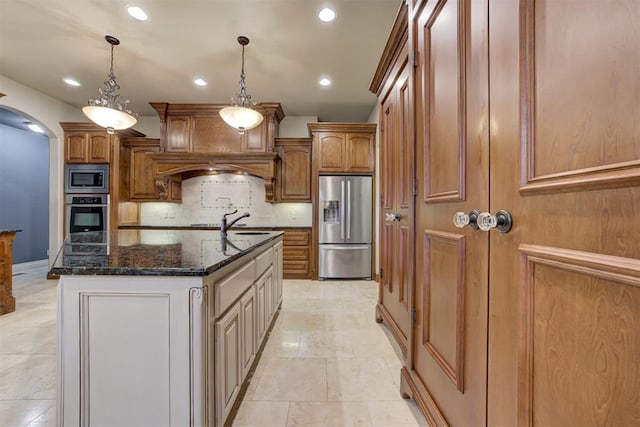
[477, 210, 513, 233]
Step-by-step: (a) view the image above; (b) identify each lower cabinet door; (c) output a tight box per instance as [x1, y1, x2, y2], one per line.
[256, 278, 266, 343]
[215, 302, 242, 427]
[256, 266, 274, 344]
[240, 288, 256, 379]
[264, 267, 274, 323]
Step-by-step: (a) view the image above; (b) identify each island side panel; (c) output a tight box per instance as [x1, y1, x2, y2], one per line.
[57, 276, 205, 426]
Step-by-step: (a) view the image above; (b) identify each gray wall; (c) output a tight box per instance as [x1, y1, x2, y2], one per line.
[0, 123, 49, 263]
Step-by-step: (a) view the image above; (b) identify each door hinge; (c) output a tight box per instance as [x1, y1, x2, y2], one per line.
[380, 268, 384, 279]
[413, 177, 418, 196]
[413, 50, 419, 68]
[411, 308, 417, 325]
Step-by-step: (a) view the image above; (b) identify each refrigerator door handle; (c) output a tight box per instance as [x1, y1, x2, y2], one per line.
[346, 180, 351, 239]
[321, 245, 370, 250]
[340, 180, 345, 239]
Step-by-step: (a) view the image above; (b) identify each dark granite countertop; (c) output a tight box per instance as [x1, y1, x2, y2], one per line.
[118, 225, 311, 230]
[49, 229, 283, 277]
[0, 229, 22, 234]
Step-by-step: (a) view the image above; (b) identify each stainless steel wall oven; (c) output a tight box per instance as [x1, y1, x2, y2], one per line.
[65, 194, 109, 235]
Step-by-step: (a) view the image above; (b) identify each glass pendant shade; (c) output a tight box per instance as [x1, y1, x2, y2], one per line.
[220, 36, 263, 134]
[82, 106, 137, 132]
[219, 106, 263, 134]
[83, 35, 138, 134]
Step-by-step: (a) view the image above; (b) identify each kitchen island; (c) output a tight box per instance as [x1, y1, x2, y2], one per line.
[0, 229, 20, 315]
[50, 229, 283, 427]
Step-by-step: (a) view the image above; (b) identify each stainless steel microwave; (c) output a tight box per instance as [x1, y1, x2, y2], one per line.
[64, 164, 109, 193]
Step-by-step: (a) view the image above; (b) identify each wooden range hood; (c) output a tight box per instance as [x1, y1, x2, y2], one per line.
[148, 102, 285, 202]
[147, 151, 280, 202]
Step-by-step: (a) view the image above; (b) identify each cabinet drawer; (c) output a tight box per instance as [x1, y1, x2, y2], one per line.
[215, 260, 256, 317]
[283, 246, 309, 260]
[283, 230, 310, 246]
[283, 260, 309, 274]
[255, 247, 274, 277]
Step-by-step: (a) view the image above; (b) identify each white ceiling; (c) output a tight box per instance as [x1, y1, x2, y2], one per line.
[0, 0, 401, 123]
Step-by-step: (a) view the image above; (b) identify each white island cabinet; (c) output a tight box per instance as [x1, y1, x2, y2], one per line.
[51, 230, 283, 427]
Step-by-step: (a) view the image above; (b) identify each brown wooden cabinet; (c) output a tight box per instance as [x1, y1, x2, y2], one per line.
[275, 138, 312, 202]
[130, 142, 160, 200]
[371, 1, 640, 426]
[277, 228, 310, 279]
[308, 123, 376, 173]
[166, 115, 191, 152]
[372, 9, 412, 358]
[63, 130, 111, 163]
[61, 123, 145, 235]
[152, 103, 284, 154]
[308, 123, 376, 279]
[121, 138, 181, 202]
[0, 231, 18, 315]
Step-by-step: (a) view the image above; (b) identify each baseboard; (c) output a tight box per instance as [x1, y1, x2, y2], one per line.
[13, 259, 48, 274]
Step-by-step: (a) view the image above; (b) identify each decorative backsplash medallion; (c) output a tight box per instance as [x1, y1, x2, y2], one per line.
[200, 177, 252, 210]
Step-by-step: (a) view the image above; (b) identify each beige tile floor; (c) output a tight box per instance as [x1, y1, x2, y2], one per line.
[0, 263, 428, 427]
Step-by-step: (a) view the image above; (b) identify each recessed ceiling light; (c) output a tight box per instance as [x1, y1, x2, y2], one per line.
[319, 78, 332, 87]
[318, 8, 336, 22]
[63, 78, 81, 87]
[193, 78, 208, 87]
[127, 6, 149, 21]
[28, 123, 45, 133]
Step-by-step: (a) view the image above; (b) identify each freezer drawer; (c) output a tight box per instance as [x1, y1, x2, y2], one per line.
[318, 244, 372, 279]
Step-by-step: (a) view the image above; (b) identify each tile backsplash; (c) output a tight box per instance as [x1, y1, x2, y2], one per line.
[139, 173, 312, 227]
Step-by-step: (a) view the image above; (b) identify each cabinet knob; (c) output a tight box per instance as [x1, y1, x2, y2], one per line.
[477, 210, 513, 233]
[385, 213, 400, 222]
[453, 210, 480, 230]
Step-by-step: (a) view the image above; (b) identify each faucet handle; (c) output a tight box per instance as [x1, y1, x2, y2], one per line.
[223, 209, 238, 218]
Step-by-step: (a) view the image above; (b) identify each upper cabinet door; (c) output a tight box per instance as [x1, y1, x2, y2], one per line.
[129, 145, 160, 200]
[65, 133, 89, 163]
[65, 132, 110, 163]
[309, 124, 377, 173]
[346, 133, 374, 172]
[276, 140, 312, 202]
[166, 116, 191, 152]
[317, 132, 346, 172]
[87, 133, 110, 163]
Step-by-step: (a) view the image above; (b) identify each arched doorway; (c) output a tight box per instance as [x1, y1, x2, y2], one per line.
[0, 107, 50, 265]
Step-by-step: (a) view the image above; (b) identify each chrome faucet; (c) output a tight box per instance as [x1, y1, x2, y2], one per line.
[221, 209, 250, 235]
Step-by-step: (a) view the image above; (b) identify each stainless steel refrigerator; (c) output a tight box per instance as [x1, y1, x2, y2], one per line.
[318, 175, 372, 279]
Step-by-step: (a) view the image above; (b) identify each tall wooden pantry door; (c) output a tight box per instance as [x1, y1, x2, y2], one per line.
[378, 36, 413, 356]
[408, 0, 490, 425]
[408, 0, 640, 425]
[488, 1, 640, 425]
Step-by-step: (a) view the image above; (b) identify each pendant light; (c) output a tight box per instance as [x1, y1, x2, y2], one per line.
[83, 35, 138, 134]
[219, 36, 264, 135]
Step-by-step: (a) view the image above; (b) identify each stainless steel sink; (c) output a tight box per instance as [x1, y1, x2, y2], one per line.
[234, 231, 270, 235]
[190, 223, 248, 228]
